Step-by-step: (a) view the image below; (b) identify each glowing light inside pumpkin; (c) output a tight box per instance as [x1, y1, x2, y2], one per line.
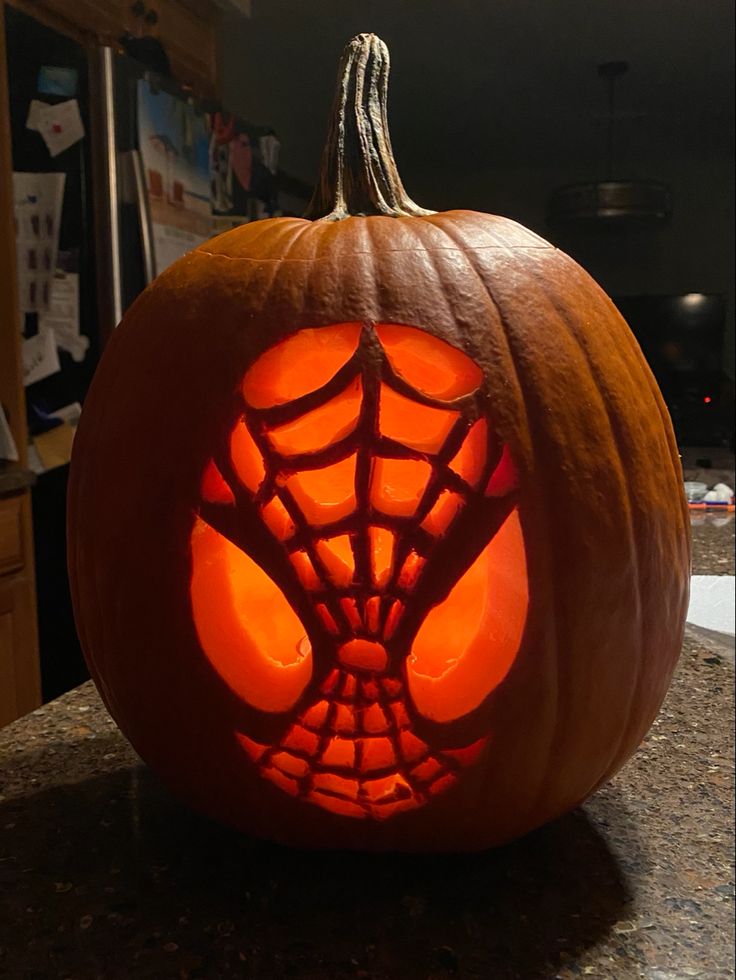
[191, 322, 527, 820]
[268, 378, 363, 456]
[378, 384, 459, 453]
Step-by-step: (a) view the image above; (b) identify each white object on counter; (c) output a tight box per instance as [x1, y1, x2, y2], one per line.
[703, 483, 734, 504]
[687, 576, 735, 636]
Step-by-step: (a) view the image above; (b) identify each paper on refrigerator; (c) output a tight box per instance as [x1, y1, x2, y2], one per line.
[22, 329, 61, 386]
[36, 99, 85, 157]
[12, 172, 65, 313]
[39, 271, 89, 362]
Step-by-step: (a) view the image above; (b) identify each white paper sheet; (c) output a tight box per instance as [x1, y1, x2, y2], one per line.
[13, 172, 65, 313]
[22, 329, 61, 386]
[36, 99, 85, 157]
[39, 271, 89, 362]
[0, 407, 19, 462]
[25, 99, 49, 132]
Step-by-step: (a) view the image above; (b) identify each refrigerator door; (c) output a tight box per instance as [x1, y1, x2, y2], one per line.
[92, 49, 215, 334]
[90, 47, 154, 333]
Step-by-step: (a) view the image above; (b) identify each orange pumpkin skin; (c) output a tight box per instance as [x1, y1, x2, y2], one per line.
[67, 38, 690, 851]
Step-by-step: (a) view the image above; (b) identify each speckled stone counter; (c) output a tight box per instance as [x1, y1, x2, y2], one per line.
[0, 519, 733, 980]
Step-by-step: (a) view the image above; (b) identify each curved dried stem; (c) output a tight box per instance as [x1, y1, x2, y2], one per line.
[305, 33, 434, 221]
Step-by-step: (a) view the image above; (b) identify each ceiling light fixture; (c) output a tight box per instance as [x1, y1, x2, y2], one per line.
[547, 61, 672, 228]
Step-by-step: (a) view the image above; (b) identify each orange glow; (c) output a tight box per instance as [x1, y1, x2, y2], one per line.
[321, 737, 356, 768]
[190, 516, 312, 712]
[443, 738, 486, 766]
[368, 526, 395, 589]
[334, 702, 357, 733]
[407, 506, 528, 722]
[302, 700, 330, 728]
[485, 444, 519, 497]
[261, 495, 295, 541]
[363, 773, 411, 802]
[308, 793, 366, 819]
[242, 323, 362, 408]
[268, 378, 362, 456]
[282, 725, 320, 755]
[397, 550, 426, 590]
[375, 324, 483, 400]
[360, 737, 396, 772]
[313, 772, 360, 797]
[315, 535, 355, 587]
[361, 677, 380, 700]
[237, 733, 267, 763]
[384, 599, 403, 639]
[390, 700, 410, 727]
[321, 668, 341, 693]
[365, 595, 381, 633]
[427, 774, 456, 797]
[289, 550, 323, 590]
[398, 730, 427, 763]
[378, 384, 459, 453]
[370, 457, 431, 517]
[340, 596, 363, 630]
[420, 490, 464, 536]
[229, 419, 265, 494]
[448, 418, 488, 488]
[272, 751, 309, 778]
[362, 702, 390, 733]
[337, 638, 389, 672]
[315, 603, 339, 634]
[200, 458, 235, 504]
[264, 767, 299, 796]
[412, 757, 443, 782]
[373, 797, 421, 820]
[283, 454, 357, 526]
[382, 677, 402, 697]
[203, 324, 519, 822]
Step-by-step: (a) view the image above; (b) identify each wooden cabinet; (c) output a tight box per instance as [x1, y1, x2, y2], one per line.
[0, 496, 24, 577]
[1, 6, 41, 728]
[7, 0, 223, 94]
[0, 537, 40, 727]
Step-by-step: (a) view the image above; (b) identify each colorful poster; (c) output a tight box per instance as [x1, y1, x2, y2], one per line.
[208, 112, 281, 227]
[137, 81, 211, 273]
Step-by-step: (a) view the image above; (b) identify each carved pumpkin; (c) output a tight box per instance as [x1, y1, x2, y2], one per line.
[68, 34, 690, 850]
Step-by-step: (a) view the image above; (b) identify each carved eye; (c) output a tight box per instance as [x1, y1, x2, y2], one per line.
[190, 516, 312, 713]
[406, 507, 528, 722]
[191, 323, 526, 820]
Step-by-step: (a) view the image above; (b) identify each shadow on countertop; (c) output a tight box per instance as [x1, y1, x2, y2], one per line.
[0, 735, 632, 980]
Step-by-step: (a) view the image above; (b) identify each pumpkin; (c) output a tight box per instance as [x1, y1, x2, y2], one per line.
[68, 34, 690, 851]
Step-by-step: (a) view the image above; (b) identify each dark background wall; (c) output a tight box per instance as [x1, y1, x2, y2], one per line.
[216, 0, 735, 378]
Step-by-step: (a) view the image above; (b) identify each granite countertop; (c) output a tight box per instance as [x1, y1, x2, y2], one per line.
[0, 519, 733, 979]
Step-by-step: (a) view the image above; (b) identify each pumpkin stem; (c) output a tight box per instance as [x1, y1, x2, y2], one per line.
[304, 33, 435, 221]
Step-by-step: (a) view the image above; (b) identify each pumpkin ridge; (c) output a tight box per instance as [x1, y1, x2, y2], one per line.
[596, 285, 690, 540]
[422, 210, 553, 251]
[401, 218, 487, 358]
[199, 216, 301, 260]
[195, 241, 555, 263]
[526, 259, 645, 796]
[558, 264, 689, 776]
[457, 248, 562, 820]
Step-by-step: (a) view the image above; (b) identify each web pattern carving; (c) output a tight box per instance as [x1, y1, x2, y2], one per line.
[195, 322, 522, 820]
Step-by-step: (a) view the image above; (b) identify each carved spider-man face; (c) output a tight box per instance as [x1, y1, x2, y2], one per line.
[190, 322, 528, 821]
